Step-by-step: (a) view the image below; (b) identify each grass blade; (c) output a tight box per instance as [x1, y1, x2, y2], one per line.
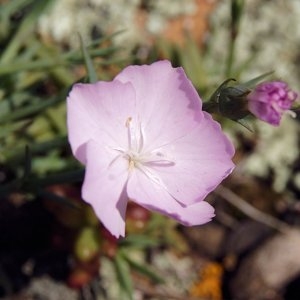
[79, 34, 98, 83]
[114, 251, 134, 300]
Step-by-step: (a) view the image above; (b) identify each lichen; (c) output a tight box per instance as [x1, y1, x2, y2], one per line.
[242, 118, 300, 192]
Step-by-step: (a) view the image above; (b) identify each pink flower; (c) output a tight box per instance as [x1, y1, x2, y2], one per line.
[67, 60, 235, 238]
[247, 81, 298, 126]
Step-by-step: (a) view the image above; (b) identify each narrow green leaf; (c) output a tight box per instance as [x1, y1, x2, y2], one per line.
[114, 251, 134, 300]
[0, 89, 67, 124]
[123, 253, 164, 284]
[0, 0, 33, 39]
[0, 58, 65, 75]
[79, 34, 98, 83]
[178, 35, 208, 91]
[0, 0, 54, 63]
[0, 47, 121, 76]
[238, 71, 274, 89]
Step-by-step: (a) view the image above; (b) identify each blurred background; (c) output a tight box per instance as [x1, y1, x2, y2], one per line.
[0, 0, 300, 299]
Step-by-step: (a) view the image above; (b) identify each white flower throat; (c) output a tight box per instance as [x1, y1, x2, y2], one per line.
[109, 116, 175, 186]
[99, 117, 175, 188]
[124, 116, 175, 170]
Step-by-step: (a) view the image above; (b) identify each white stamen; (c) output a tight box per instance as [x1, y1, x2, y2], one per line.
[122, 116, 175, 181]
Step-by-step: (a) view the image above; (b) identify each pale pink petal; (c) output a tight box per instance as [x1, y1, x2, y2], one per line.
[127, 169, 215, 226]
[67, 81, 136, 164]
[115, 60, 203, 152]
[146, 112, 235, 206]
[82, 140, 129, 238]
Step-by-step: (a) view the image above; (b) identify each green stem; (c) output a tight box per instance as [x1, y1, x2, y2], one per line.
[225, 36, 236, 78]
[225, 0, 245, 77]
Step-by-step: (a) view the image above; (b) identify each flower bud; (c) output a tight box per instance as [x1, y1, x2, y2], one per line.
[218, 85, 250, 120]
[204, 79, 250, 121]
[204, 77, 298, 127]
[246, 81, 298, 126]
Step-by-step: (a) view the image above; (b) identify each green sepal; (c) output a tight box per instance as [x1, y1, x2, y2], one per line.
[238, 71, 274, 90]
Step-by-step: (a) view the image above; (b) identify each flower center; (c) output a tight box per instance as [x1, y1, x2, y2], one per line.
[124, 116, 175, 171]
[108, 116, 175, 187]
[126, 152, 143, 170]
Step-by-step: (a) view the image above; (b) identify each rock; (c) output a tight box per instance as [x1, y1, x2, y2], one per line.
[230, 228, 300, 300]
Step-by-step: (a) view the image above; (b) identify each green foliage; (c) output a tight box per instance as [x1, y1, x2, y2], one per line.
[155, 36, 209, 95]
[114, 251, 134, 300]
[0, 0, 122, 184]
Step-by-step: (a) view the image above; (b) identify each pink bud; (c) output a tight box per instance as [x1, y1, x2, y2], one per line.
[247, 81, 298, 126]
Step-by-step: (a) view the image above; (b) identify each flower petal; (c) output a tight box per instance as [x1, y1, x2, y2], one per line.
[67, 81, 137, 164]
[127, 168, 215, 226]
[144, 112, 235, 206]
[82, 140, 129, 238]
[248, 100, 280, 126]
[115, 60, 203, 152]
